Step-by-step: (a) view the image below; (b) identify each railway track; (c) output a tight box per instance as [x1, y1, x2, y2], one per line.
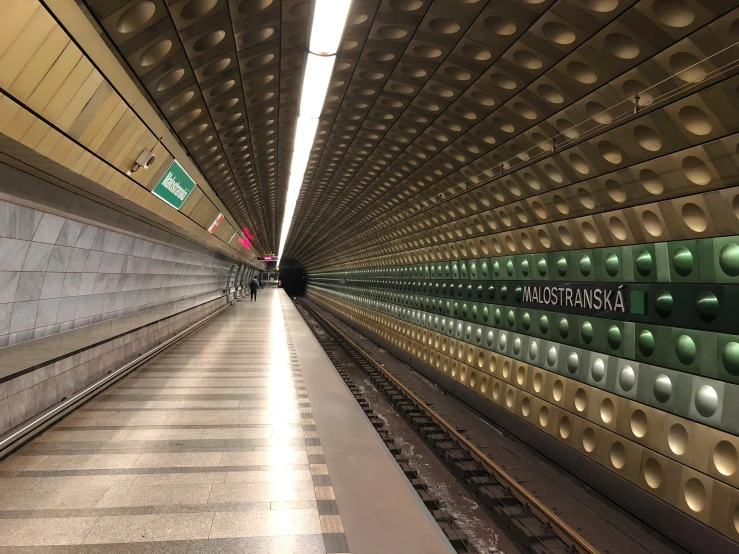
[298, 297, 601, 554]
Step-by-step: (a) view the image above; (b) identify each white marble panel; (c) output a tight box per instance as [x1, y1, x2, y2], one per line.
[0, 238, 30, 271]
[0, 272, 20, 303]
[31, 213, 65, 244]
[0, 396, 10, 431]
[75, 296, 92, 319]
[14, 272, 44, 302]
[74, 225, 99, 250]
[33, 377, 58, 412]
[104, 274, 120, 293]
[117, 273, 130, 292]
[78, 273, 96, 296]
[66, 248, 88, 272]
[117, 235, 134, 255]
[9, 301, 38, 333]
[151, 244, 167, 261]
[8, 329, 33, 347]
[102, 294, 116, 313]
[21, 243, 54, 272]
[0, 303, 11, 335]
[98, 253, 125, 273]
[56, 297, 77, 323]
[47, 245, 73, 272]
[33, 324, 58, 340]
[0, 202, 42, 241]
[72, 316, 89, 330]
[0, 194, 234, 352]
[7, 387, 37, 428]
[103, 231, 124, 253]
[61, 273, 81, 297]
[39, 272, 64, 300]
[57, 320, 74, 333]
[36, 298, 60, 328]
[90, 229, 108, 251]
[92, 273, 108, 294]
[132, 238, 153, 258]
[55, 219, 83, 247]
[89, 294, 104, 317]
[84, 250, 103, 273]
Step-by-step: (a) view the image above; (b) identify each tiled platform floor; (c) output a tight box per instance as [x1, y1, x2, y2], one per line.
[0, 289, 451, 553]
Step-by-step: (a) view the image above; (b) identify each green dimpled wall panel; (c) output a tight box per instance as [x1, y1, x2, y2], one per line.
[308, 234, 739, 545]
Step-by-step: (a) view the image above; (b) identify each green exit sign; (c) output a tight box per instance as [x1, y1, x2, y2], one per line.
[151, 160, 196, 210]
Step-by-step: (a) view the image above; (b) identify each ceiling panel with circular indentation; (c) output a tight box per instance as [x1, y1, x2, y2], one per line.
[81, 0, 739, 270]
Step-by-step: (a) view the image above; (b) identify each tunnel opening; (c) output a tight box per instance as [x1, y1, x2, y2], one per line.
[279, 262, 308, 297]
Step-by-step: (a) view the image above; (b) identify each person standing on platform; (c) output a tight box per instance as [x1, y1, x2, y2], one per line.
[249, 277, 259, 301]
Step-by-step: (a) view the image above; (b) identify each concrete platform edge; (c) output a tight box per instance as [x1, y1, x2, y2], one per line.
[279, 291, 455, 554]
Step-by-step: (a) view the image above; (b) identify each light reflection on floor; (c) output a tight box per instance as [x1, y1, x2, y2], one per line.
[0, 289, 329, 552]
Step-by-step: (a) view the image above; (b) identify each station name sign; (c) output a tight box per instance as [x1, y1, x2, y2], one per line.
[151, 160, 196, 210]
[521, 283, 627, 314]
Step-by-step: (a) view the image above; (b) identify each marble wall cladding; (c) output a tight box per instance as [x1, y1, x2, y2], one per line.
[0, 199, 235, 348]
[0, 296, 225, 435]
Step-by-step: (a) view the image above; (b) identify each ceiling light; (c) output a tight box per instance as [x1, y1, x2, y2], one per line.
[289, 117, 319, 188]
[300, 53, 336, 118]
[277, 0, 352, 260]
[309, 0, 352, 56]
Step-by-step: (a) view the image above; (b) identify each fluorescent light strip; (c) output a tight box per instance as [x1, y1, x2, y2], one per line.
[310, 0, 352, 55]
[277, 0, 352, 262]
[300, 54, 336, 119]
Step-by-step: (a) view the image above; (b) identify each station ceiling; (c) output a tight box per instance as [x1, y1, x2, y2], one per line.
[80, 0, 738, 270]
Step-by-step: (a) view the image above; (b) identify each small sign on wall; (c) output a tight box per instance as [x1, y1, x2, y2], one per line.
[521, 283, 628, 315]
[208, 213, 225, 233]
[151, 160, 196, 210]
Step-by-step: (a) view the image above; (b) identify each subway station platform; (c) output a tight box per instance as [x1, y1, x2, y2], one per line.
[0, 289, 452, 554]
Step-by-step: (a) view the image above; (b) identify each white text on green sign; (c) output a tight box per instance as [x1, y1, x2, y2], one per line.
[151, 160, 197, 210]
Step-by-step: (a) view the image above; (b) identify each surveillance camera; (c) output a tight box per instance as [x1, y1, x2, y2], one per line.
[135, 149, 156, 169]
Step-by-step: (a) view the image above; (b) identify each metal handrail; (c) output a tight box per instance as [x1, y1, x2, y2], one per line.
[0, 301, 229, 460]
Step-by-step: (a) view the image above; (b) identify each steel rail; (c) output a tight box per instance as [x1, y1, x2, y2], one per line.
[302, 297, 599, 554]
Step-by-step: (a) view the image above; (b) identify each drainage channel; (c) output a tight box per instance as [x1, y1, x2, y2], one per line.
[298, 297, 594, 554]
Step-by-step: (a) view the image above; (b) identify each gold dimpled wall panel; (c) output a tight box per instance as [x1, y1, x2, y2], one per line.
[307, 287, 739, 542]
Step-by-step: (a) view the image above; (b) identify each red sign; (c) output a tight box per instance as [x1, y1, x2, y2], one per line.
[208, 213, 224, 233]
[238, 227, 254, 250]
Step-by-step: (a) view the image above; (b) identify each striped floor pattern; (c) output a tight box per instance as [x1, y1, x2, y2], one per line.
[0, 289, 349, 553]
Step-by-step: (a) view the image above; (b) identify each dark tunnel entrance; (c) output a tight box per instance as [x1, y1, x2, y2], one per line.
[279, 263, 308, 297]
